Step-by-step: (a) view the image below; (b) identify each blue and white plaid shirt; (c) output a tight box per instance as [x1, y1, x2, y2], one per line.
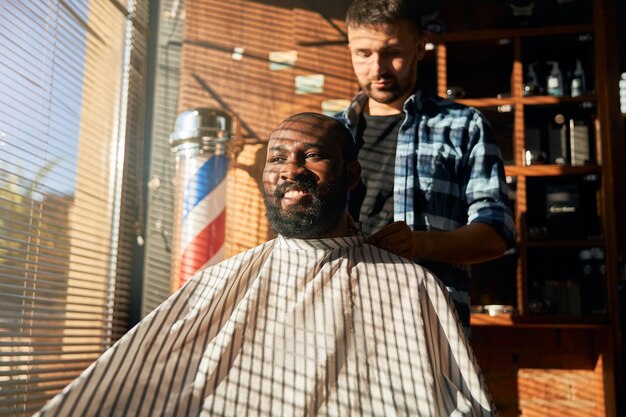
[338, 90, 515, 247]
[338, 90, 516, 332]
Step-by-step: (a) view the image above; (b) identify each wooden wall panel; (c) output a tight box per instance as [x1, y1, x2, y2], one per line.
[472, 327, 607, 417]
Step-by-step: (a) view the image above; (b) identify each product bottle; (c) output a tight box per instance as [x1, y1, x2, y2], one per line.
[528, 63, 539, 84]
[546, 61, 564, 96]
[570, 59, 586, 97]
[523, 62, 542, 96]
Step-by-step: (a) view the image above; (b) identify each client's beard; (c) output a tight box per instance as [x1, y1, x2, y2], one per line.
[262, 174, 349, 239]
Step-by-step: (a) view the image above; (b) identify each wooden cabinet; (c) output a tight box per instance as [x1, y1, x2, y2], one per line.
[421, 0, 624, 415]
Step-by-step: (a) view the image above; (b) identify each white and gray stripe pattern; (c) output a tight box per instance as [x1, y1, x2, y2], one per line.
[35, 236, 496, 417]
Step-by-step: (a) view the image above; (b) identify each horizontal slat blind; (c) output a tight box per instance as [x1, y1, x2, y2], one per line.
[0, 0, 148, 415]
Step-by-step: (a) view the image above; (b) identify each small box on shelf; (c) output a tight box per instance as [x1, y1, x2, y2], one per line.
[526, 174, 601, 241]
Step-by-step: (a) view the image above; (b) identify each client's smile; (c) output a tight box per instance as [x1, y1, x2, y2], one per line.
[281, 186, 312, 206]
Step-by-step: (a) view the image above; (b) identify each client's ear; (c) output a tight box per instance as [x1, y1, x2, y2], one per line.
[346, 160, 362, 190]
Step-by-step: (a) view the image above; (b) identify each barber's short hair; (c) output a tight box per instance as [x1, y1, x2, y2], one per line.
[345, 0, 421, 34]
[281, 112, 357, 163]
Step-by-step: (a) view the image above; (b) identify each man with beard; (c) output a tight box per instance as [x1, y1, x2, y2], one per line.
[337, 0, 516, 332]
[262, 113, 359, 240]
[34, 113, 496, 417]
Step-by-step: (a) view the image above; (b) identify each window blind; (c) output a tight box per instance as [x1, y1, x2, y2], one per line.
[141, 0, 183, 316]
[0, 1, 148, 415]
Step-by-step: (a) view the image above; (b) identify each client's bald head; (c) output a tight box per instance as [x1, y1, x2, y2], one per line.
[262, 113, 360, 239]
[277, 112, 357, 161]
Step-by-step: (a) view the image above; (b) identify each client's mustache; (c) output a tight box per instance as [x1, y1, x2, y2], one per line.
[275, 175, 318, 197]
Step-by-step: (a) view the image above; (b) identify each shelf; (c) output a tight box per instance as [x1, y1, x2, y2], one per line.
[470, 313, 610, 328]
[453, 98, 515, 108]
[430, 24, 594, 43]
[505, 164, 600, 176]
[520, 94, 597, 105]
[525, 239, 604, 248]
[453, 94, 596, 108]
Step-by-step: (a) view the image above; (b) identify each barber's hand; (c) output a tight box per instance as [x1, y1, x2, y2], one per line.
[366, 221, 418, 260]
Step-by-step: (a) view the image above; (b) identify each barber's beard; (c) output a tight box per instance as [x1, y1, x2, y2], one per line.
[361, 60, 418, 105]
[262, 174, 349, 239]
[362, 78, 407, 105]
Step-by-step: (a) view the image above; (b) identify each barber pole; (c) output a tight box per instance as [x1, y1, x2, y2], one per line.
[169, 108, 232, 290]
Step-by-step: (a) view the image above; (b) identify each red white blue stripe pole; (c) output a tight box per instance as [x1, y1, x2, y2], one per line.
[169, 109, 232, 290]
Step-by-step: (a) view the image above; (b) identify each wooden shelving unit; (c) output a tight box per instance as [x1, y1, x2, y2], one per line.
[426, 1, 623, 415]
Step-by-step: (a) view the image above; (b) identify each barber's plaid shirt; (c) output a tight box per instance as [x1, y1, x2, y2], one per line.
[338, 90, 515, 247]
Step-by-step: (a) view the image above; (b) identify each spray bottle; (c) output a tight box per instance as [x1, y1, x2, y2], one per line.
[570, 59, 586, 97]
[547, 61, 564, 96]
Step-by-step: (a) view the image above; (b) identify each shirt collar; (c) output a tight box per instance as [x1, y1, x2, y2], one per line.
[342, 88, 424, 128]
[277, 235, 365, 251]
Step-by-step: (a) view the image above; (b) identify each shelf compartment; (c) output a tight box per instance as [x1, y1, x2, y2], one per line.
[525, 175, 602, 241]
[527, 246, 607, 316]
[521, 32, 595, 97]
[479, 106, 516, 165]
[442, 39, 513, 99]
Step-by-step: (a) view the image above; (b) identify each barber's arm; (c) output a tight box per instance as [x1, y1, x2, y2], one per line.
[366, 221, 507, 264]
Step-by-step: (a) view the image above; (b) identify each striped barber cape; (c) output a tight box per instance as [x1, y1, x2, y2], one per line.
[34, 235, 496, 417]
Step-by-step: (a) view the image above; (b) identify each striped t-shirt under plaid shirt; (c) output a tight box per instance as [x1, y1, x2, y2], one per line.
[34, 236, 496, 417]
[348, 113, 403, 236]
